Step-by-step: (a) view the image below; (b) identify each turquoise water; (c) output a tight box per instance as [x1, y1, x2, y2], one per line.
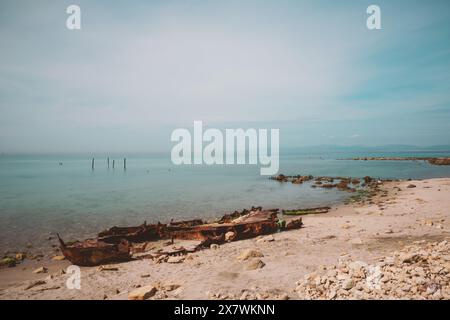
[1, 150, 450, 252]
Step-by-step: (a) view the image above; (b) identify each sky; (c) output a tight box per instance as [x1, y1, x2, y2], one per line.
[0, 0, 449, 153]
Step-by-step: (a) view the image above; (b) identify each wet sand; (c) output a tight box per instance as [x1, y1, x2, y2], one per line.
[1, 178, 449, 300]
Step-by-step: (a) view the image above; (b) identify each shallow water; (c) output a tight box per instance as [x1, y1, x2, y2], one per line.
[1, 150, 450, 252]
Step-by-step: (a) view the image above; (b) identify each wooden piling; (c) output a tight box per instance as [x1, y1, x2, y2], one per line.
[113, 160, 115, 170]
[92, 158, 94, 170]
[107, 157, 110, 169]
[124, 158, 126, 171]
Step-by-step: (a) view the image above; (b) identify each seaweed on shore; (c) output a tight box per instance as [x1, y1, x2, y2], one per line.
[282, 207, 331, 216]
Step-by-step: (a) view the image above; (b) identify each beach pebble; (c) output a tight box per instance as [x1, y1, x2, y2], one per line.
[155, 254, 168, 263]
[257, 235, 275, 243]
[225, 232, 235, 242]
[237, 249, 264, 261]
[172, 287, 183, 297]
[295, 240, 450, 300]
[54, 268, 66, 276]
[245, 259, 265, 270]
[342, 279, 354, 290]
[167, 256, 185, 264]
[163, 284, 181, 291]
[24, 280, 46, 290]
[350, 238, 363, 245]
[423, 220, 434, 226]
[128, 285, 157, 300]
[97, 265, 119, 271]
[51, 255, 66, 261]
[15, 253, 26, 261]
[33, 266, 47, 274]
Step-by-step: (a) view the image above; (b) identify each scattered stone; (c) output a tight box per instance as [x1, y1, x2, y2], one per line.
[424, 220, 434, 227]
[128, 285, 157, 300]
[0, 257, 16, 267]
[15, 253, 26, 261]
[407, 184, 417, 188]
[225, 232, 235, 242]
[52, 255, 66, 261]
[24, 280, 46, 290]
[33, 266, 47, 274]
[155, 254, 168, 263]
[342, 279, 354, 290]
[167, 256, 185, 264]
[164, 284, 181, 291]
[245, 259, 265, 270]
[257, 235, 275, 243]
[350, 238, 363, 245]
[210, 244, 219, 250]
[172, 287, 183, 297]
[35, 285, 60, 292]
[54, 268, 66, 276]
[97, 265, 119, 272]
[295, 240, 450, 300]
[240, 291, 249, 300]
[237, 249, 264, 261]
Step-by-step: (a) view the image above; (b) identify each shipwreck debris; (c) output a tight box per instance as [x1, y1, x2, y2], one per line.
[57, 234, 131, 267]
[98, 222, 163, 244]
[57, 208, 303, 266]
[217, 206, 263, 224]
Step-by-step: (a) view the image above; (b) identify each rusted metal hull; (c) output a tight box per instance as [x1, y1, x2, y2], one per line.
[166, 219, 279, 242]
[98, 222, 164, 244]
[57, 234, 131, 267]
[217, 206, 262, 223]
[57, 208, 303, 266]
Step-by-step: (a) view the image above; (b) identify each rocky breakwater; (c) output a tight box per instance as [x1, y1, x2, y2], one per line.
[349, 157, 450, 166]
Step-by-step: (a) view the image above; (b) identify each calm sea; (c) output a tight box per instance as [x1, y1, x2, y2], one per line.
[1, 149, 450, 252]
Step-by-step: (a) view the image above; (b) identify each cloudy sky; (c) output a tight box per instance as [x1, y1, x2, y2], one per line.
[1, 0, 449, 153]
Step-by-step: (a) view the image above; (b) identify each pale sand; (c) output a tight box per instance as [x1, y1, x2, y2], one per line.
[0, 178, 449, 300]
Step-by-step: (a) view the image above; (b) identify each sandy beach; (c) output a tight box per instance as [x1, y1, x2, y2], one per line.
[1, 178, 449, 300]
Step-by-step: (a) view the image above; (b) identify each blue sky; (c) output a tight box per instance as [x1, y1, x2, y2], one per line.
[0, 0, 449, 153]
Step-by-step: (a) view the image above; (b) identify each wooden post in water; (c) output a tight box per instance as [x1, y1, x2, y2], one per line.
[91, 158, 95, 170]
[113, 160, 115, 170]
[107, 157, 110, 169]
[124, 158, 127, 171]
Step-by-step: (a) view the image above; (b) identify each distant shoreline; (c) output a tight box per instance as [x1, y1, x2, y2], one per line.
[344, 157, 450, 166]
